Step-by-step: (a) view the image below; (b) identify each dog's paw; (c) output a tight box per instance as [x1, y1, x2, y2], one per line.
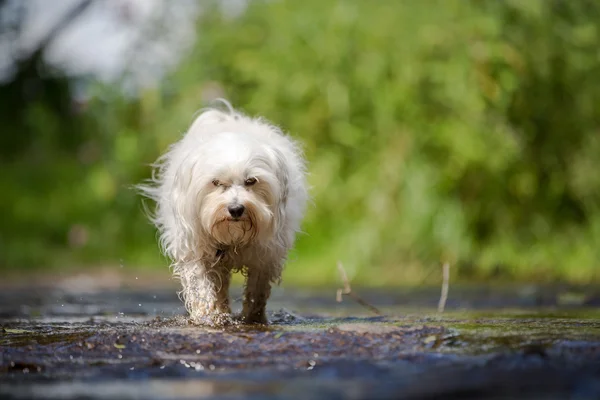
[238, 312, 268, 325]
[189, 312, 235, 327]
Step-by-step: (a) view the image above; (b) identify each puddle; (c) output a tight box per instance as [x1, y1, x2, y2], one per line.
[2, 286, 600, 399]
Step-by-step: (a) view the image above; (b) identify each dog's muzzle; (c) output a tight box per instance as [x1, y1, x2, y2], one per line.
[227, 204, 245, 219]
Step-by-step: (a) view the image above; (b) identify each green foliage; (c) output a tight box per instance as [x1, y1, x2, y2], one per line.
[2, 0, 600, 285]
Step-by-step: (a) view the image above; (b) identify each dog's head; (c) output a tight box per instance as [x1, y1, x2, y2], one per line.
[193, 131, 288, 248]
[140, 104, 304, 260]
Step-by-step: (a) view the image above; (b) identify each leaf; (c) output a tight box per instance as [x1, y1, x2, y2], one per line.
[3, 329, 30, 334]
[423, 335, 438, 345]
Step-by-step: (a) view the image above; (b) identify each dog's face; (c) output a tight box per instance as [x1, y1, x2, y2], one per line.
[196, 135, 284, 247]
[200, 173, 275, 246]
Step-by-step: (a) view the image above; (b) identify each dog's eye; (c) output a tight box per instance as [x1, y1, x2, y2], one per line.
[244, 177, 257, 186]
[212, 179, 221, 187]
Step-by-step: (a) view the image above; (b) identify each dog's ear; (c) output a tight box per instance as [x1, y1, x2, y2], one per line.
[189, 109, 227, 130]
[273, 147, 289, 207]
[167, 155, 209, 259]
[271, 147, 290, 245]
[189, 101, 239, 131]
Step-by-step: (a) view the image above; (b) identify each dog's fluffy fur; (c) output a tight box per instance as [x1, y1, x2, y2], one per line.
[139, 102, 308, 325]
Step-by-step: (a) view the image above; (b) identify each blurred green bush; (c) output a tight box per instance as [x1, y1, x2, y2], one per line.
[1, 0, 599, 285]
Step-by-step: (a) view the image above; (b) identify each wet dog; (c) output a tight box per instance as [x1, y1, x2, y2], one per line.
[139, 102, 308, 325]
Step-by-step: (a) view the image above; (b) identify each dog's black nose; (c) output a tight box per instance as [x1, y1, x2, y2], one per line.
[228, 204, 245, 218]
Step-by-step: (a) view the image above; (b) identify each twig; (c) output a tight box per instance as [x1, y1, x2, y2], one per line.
[336, 261, 382, 316]
[438, 262, 450, 313]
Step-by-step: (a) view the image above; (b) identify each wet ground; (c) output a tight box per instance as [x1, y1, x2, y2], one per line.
[1, 282, 600, 399]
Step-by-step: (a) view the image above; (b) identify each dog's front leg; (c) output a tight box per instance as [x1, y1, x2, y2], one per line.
[241, 267, 273, 324]
[213, 268, 232, 315]
[180, 262, 232, 326]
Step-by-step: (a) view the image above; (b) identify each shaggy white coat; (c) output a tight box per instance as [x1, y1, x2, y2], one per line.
[140, 102, 308, 325]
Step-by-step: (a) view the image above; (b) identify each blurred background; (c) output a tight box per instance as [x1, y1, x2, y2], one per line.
[1, 0, 599, 287]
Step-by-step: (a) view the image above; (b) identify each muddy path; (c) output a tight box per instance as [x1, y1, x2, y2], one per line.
[1, 285, 600, 399]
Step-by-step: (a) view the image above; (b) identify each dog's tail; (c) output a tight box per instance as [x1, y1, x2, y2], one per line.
[189, 98, 242, 128]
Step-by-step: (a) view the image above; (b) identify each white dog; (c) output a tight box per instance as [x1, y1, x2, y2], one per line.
[140, 101, 308, 325]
